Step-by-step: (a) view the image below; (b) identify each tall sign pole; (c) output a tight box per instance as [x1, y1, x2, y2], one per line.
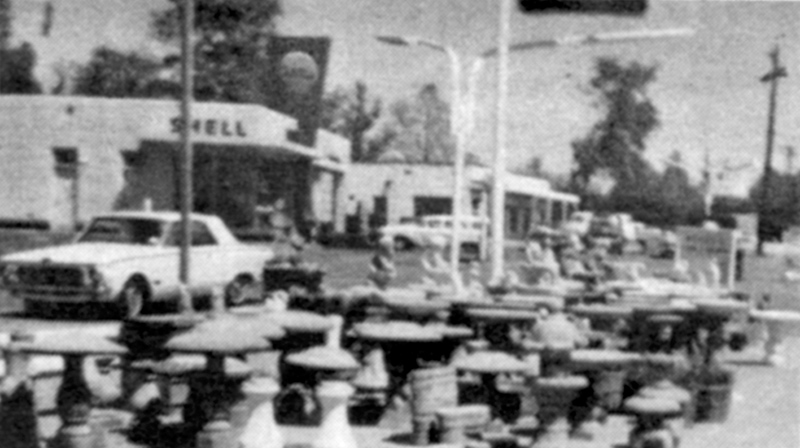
[490, 0, 512, 283]
[179, 0, 194, 288]
[757, 45, 787, 256]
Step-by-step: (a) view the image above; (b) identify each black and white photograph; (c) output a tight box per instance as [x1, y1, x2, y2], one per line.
[0, 0, 799, 447]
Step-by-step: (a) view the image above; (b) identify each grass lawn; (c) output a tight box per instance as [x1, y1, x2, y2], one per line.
[0, 228, 797, 313]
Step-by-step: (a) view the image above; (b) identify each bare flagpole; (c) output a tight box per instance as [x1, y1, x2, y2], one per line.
[179, 0, 194, 300]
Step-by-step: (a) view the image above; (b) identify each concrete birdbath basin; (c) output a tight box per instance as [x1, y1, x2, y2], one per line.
[749, 309, 800, 366]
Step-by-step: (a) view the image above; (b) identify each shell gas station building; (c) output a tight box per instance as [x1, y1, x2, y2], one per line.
[0, 95, 349, 233]
[0, 93, 577, 240]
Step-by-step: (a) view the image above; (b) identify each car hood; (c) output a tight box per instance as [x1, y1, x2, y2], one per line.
[0, 243, 171, 266]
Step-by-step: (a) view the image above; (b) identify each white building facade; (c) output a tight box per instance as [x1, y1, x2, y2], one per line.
[346, 162, 579, 241]
[0, 95, 349, 233]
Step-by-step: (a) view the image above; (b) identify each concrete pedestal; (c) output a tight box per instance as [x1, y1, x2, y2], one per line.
[239, 377, 283, 448]
[312, 380, 357, 448]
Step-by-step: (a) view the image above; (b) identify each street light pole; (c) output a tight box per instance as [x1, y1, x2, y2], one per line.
[490, 0, 512, 283]
[179, 0, 194, 290]
[375, 36, 466, 294]
[446, 49, 467, 294]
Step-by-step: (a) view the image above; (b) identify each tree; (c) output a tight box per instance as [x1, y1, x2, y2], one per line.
[750, 169, 800, 241]
[369, 83, 456, 164]
[571, 57, 660, 191]
[73, 47, 169, 98]
[0, 43, 42, 94]
[321, 81, 382, 162]
[151, 0, 281, 103]
[656, 150, 705, 226]
[516, 155, 569, 190]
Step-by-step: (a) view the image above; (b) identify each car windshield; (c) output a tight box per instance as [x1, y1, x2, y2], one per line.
[78, 218, 166, 245]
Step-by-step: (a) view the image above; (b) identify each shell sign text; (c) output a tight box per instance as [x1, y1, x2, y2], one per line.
[170, 117, 247, 138]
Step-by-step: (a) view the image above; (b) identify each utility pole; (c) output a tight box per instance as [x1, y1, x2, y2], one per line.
[757, 45, 787, 256]
[179, 0, 194, 297]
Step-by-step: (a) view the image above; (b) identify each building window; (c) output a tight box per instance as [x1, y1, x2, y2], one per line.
[53, 147, 78, 165]
[120, 149, 143, 168]
[52, 147, 79, 177]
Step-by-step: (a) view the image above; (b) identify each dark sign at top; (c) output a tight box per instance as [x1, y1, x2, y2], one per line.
[518, 0, 647, 15]
[261, 36, 331, 148]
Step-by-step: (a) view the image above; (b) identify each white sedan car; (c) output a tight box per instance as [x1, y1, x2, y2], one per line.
[0, 211, 274, 317]
[378, 215, 488, 251]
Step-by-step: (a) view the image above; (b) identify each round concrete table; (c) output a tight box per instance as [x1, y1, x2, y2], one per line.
[164, 314, 278, 448]
[236, 309, 335, 381]
[351, 319, 454, 425]
[16, 331, 127, 448]
[378, 287, 451, 321]
[453, 350, 531, 423]
[570, 349, 640, 410]
[569, 304, 633, 333]
[749, 309, 800, 366]
[464, 307, 540, 350]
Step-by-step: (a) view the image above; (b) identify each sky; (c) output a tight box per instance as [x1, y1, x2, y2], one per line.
[11, 0, 800, 196]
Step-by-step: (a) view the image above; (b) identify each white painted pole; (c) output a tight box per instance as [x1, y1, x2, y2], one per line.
[490, 0, 512, 283]
[447, 49, 465, 295]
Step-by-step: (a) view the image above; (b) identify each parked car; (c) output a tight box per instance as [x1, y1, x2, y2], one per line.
[586, 215, 623, 253]
[637, 224, 677, 258]
[560, 211, 594, 237]
[0, 211, 274, 317]
[378, 214, 488, 251]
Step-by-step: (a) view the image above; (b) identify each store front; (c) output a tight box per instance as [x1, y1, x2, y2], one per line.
[0, 95, 349, 233]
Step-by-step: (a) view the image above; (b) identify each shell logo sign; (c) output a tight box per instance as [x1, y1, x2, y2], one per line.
[279, 51, 319, 96]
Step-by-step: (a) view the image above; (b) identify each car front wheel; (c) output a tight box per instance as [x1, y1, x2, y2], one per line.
[393, 237, 413, 251]
[225, 274, 257, 307]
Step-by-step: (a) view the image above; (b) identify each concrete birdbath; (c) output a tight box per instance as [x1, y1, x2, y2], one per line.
[623, 396, 683, 448]
[164, 314, 280, 448]
[637, 381, 694, 429]
[15, 331, 127, 448]
[237, 308, 335, 379]
[530, 311, 588, 377]
[453, 350, 531, 423]
[749, 309, 800, 366]
[534, 375, 589, 447]
[690, 299, 749, 366]
[570, 349, 641, 410]
[286, 318, 361, 448]
[238, 376, 283, 448]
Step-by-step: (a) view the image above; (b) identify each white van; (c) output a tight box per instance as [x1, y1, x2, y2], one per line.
[379, 215, 488, 251]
